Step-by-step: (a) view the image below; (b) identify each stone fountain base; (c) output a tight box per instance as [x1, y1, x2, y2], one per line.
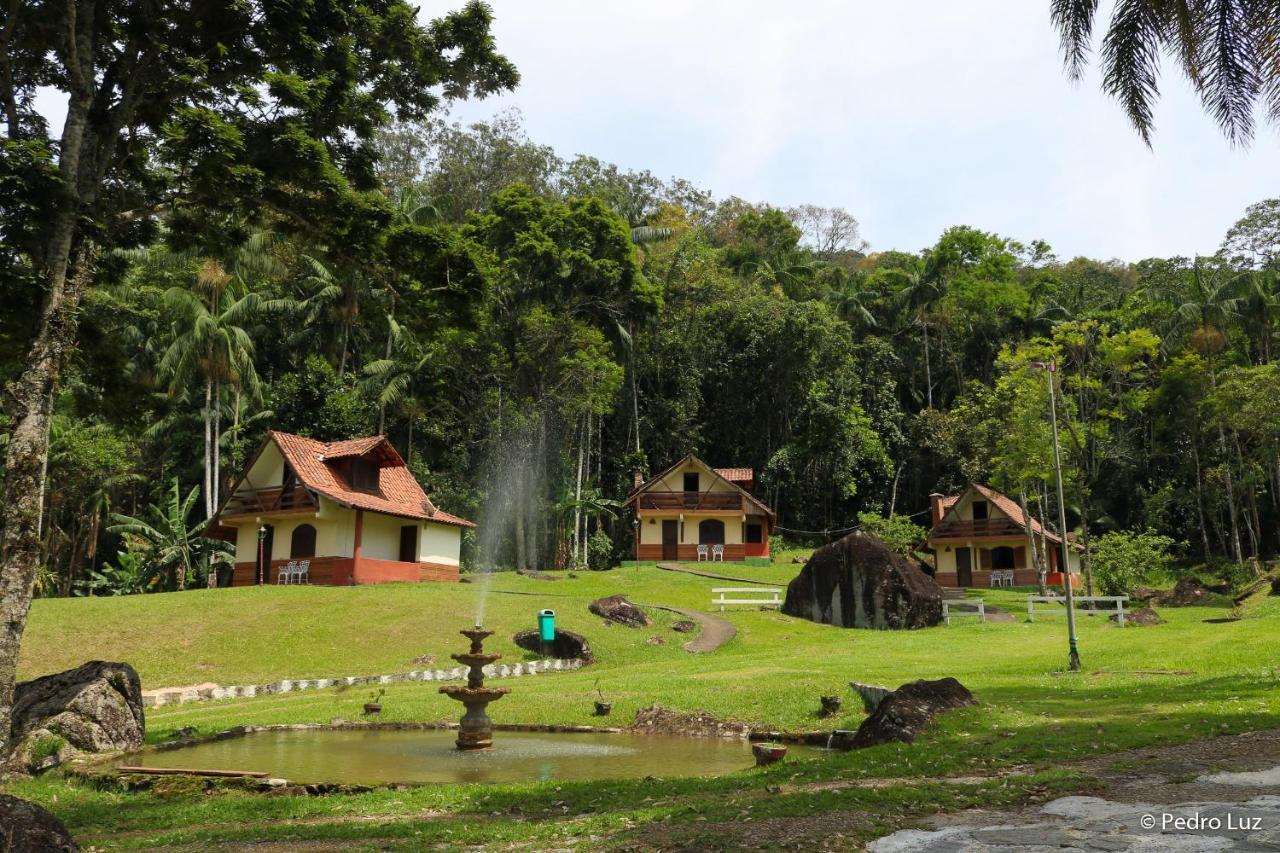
[439, 627, 511, 751]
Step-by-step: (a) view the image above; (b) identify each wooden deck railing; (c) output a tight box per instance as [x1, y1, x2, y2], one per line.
[221, 485, 315, 517]
[930, 519, 1025, 539]
[637, 491, 743, 511]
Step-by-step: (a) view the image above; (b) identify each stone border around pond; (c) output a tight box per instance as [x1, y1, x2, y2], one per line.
[142, 658, 586, 708]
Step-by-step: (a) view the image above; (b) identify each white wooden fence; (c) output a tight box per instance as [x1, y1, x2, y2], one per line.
[942, 599, 986, 625]
[712, 588, 782, 611]
[1026, 595, 1129, 626]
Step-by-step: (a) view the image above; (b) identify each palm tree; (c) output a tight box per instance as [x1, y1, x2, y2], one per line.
[361, 319, 435, 461]
[159, 271, 264, 520]
[108, 478, 231, 591]
[1160, 258, 1249, 563]
[1051, 0, 1280, 145]
[1238, 270, 1280, 364]
[828, 280, 878, 331]
[888, 261, 945, 408]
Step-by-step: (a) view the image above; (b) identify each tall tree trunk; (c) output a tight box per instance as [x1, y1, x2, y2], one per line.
[212, 380, 222, 515]
[1020, 489, 1047, 595]
[573, 414, 585, 569]
[0, 245, 95, 757]
[630, 329, 641, 454]
[1192, 439, 1212, 560]
[1077, 486, 1094, 598]
[921, 317, 933, 409]
[202, 376, 213, 520]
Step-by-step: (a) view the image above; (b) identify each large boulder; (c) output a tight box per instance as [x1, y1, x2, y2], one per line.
[512, 628, 593, 662]
[589, 594, 650, 628]
[0, 795, 78, 851]
[8, 661, 144, 773]
[782, 531, 942, 629]
[846, 677, 975, 749]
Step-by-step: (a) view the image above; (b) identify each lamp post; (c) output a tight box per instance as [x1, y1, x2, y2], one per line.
[1031, 360, 1081, 672]
[257, 525, 267, 586]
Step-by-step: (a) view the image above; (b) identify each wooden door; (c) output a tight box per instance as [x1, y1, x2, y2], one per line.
[955, 547, 972, 586]
[661, 520, 679, 561]
[399, 525, 418, 563]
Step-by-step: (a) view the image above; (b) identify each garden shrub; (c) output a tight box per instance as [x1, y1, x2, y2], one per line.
[1090, 530, 1177, 596]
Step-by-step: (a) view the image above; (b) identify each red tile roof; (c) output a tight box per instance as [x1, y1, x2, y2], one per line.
[932, 483, 1068, 545]
[625, 455, 773, 517]
[713, 467, 753, 483]
[267, 432, 474, 527]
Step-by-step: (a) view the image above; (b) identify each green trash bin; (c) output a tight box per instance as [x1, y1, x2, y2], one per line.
[538, 609, 556, 643]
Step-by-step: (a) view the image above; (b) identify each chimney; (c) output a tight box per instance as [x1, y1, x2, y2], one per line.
[929, 493, 946, 527]
[633, 470, 646, 491]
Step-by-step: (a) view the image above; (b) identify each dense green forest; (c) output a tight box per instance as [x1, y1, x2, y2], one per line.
[4, 108, 1279, 593]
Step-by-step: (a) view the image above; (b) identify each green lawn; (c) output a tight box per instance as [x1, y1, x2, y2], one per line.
[9, 565, 1280, 850]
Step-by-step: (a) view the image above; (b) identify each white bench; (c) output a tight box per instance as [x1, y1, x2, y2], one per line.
[1026, 595, 1129, 627]
[942, 599, 986, 625]
[712, 588, 782, 611]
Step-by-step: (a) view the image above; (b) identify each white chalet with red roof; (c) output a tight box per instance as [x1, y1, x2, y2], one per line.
[207, 431, 473, 585]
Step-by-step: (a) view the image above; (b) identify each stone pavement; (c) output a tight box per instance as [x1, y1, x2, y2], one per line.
[870, 792, 1280, 851]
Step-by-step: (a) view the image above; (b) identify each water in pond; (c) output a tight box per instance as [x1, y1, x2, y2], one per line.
[123, 729, 822, 785]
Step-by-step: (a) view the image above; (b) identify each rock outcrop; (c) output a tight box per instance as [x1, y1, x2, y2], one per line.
[1154, 576, 1208, 606]
[8, 660, 144, 772]
[589, 594, 650, 628]
[511, 628, 593, 662]
[0, 795, 79, 851]
[782, 531, 942, 629]
[844, 677, 975, 748]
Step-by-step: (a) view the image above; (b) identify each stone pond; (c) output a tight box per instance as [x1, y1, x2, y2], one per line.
[118, 729, 824, 785]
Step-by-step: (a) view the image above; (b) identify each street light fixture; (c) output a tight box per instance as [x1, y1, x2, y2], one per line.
[1029, 360, 1081, 672]
[257, 524, 267, 586]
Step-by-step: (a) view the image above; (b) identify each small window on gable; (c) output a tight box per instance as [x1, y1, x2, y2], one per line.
[683, 472, 699, 492]
[972, 500, 988, 521]
[350, 458, 380, 493]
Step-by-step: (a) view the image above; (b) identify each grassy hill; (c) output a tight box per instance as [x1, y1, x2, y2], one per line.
[12, 565, 1280, 849]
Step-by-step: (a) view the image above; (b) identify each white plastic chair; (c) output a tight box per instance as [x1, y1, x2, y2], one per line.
[712, 544, 725, 562]
[296, 559, 311, 584]
[277, 560, 297, 584]
[696, 545, 709, 562]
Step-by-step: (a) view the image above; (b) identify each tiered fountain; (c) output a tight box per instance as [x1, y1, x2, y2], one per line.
[438, 626, 511, 750]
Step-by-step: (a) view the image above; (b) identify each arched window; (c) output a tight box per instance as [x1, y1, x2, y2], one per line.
[991, 545, 1015, 570]
[290, 523, 317, 558]
[698, 519, 725, 545]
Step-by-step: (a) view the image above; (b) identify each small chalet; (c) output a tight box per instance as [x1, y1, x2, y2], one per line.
[625, 455, 774, 563]
[206, 431, 474, 586]
[926, 483, 1081, 588]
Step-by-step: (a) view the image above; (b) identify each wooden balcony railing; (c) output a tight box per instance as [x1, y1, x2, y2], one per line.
[637, 491, 743, 511]
[221, 485, 315, 517]
[930, 518, 1025, 539]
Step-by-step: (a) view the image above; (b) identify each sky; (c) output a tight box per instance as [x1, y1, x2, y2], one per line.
[437, 0, 1280, 262]
[31, 1, 1278, 262]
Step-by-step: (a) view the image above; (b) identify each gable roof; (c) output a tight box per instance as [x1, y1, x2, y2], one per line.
[216, 432, 474, 528]
[931, 482, 1069, 545]
[625, 454, 773, 517]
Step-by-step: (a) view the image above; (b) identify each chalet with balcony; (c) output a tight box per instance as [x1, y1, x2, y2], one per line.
[625, 455, 774, 563]
[926, 483, 1080, 588]
[205, 431, 474, 586]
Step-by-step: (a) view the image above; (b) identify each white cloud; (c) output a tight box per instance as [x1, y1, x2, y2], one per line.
[33, 2, 1280, 261]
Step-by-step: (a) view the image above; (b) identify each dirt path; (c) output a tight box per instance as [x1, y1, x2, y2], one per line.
[638, 602, 737, 653]
[655, 561, 783, 585]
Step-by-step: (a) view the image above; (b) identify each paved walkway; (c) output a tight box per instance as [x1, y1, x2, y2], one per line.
[637, 602, 737, 653]
[870, 793, 1280, 851]
[655, 561, 780, 585]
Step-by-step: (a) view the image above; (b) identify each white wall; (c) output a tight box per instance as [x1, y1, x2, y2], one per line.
[420, 523, 461, 565]
[361, 511, 408, 561]
[637, 515, 744, 544]
[651, 462, 737, 494]
[243, 443, 285, 490]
